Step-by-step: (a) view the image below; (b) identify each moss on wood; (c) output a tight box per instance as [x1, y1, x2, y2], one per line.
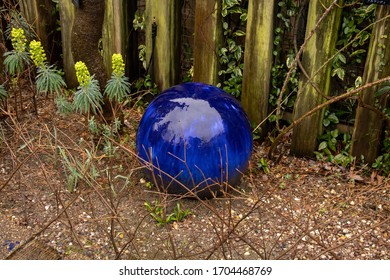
[59, 0, 77, 88]
[193, 0, 223, 85]
[291, 0, 343, 157]
[351, 5, 390, 163]
[241, 0, 275, 133]
[102, 0, 129, 79]
[145, 0, 181, 91]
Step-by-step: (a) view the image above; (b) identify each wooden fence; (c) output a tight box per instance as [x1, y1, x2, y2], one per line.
[17, 0, 390, 163]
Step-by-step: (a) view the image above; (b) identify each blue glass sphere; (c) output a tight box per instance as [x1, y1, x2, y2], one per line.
[136, 82, 252, 198]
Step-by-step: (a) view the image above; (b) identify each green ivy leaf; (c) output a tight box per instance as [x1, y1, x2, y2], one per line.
[375, 85, 390, 97]
[338, 53, 347, 64]
[355, 76, 362, 88]
[319, 141, 328, 151]
[240, 13, 247, 22]
[233, 30, 245, 37]
[323, 118, 330, 127]
[327, 113, 339, 124]
[332, 68, 345, 80]
[350, 49, 366, 57]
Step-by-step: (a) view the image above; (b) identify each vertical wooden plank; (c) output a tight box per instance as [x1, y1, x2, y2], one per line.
[290, 0, 343, 157]
[19, 0, 57, 61]
[241, 0, 275, 131]
[145, 0, 182, 91]
[193, 0, 223, 85]
[59, 0, 77, 88]
[102, 0, 128, 78]
[351, 5, 390, 163]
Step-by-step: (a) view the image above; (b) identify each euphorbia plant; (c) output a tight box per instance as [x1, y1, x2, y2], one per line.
[29, 40, 67, 107]
[29, 39, 69, 115]
[104, 53, 131, 121]
[3, 27, 30, 76]
[0, 84, 8, 110]
[73, 61, 103, 116]
[3, 27, 31, 118]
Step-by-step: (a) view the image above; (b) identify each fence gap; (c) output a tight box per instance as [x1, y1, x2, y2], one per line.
[291, 0, 343, 157]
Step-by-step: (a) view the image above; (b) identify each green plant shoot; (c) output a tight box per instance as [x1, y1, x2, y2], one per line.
[29, 40, 66, 96]
[3, 27, 30, 76]
[73, 61, 103, 115]
[104, 53, 131, 104]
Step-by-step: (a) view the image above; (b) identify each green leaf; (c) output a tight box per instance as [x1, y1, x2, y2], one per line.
[327, 113, 339, 124]
[338, 53, 347, 64]
[73, 77, 103, 115]
[323, 118, 330, 127]
[332, 68, 345, 80]
[318, 141, 328, 151]
[55, 94, 73, 116]
[223, 21, 229, 30]
[331, 129, 339, 138]
[233, 30, 245, 37]
[221, 8, 228, 17]
[3, 50, 31, 76]
[375, 85, 390, 97]
[0, 84, 8, 100]
[104, 74, 131, 103]
[240, 13, 247, 22]
[355, 76, 362, 88]
[286, 55, 295, 68]
[36, 64, 67, 95]
[350, 49, 366, 57]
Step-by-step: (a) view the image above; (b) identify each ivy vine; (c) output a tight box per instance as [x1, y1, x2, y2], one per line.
[218, 0, 248, 99]
[269, 0, 300, 123]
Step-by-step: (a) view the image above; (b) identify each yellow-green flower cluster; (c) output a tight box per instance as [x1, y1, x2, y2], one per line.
[11, 28, 27, 53]
[75, 61, 91, 87]
[112, 53, 125, 76]
[29, 40, 47, 68]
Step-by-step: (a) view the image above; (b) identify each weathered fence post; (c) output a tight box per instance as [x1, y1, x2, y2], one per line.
[290, 0, 343, 157]
[59, 0, 77, 88]
[193, 0, 223, 85]
[102, 0, 129, 78]
[351, 5, 390, 163]
[19, 0, 58, 63]
[241, 0, 275, 132]
[145, 0, 182, 91]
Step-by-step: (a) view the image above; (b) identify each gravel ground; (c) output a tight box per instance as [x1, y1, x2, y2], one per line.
[0, 101, 389, 260]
